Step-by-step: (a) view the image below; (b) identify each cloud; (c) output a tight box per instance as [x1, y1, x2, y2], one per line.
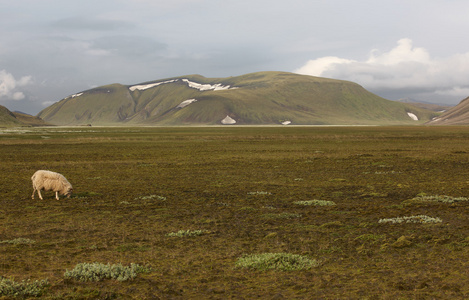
[0, 70, 32, 101]
[295, 56, 355, 77]
[51, 16, 134, 31]
[367, 38, 430, 65]
[294, 38, 469, 102]
[91, 35, 167, 58]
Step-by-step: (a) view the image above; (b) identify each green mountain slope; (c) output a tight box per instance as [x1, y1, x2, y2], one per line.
[37, 71, 438, 126]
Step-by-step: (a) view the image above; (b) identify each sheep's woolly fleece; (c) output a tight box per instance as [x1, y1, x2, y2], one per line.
[31, 170, 73, 200]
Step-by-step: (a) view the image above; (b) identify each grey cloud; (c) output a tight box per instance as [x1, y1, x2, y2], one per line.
[3, 0, 469, 114]
[91, 35, 167, 58]
[51, 16, 134, 31]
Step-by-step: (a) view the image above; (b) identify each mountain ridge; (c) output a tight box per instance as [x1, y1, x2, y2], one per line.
[0, 105, 51, 127]
[37, 71, 439, 126]
[426, 96, 469, 125]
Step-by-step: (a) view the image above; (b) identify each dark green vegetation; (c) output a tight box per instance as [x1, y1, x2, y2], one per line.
[37, 71, 437, 126]
[1, 126, 469, 298]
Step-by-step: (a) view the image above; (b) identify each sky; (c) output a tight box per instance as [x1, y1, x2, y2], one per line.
[1, 0, 469, 115]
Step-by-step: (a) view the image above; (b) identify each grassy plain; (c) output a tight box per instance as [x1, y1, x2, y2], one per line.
[0, 126, 468, 299]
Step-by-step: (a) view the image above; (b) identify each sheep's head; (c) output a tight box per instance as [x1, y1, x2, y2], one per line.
[65, 188, 73, 198]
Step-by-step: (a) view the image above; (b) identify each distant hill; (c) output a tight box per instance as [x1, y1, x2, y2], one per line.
[0, 105, 23, 127]
[426, 96, 469, 125]
[397, 98, 452, 112]
[38, 71, 439, 126]
[0, 105, 51, 127]
[12, 111, 52, 126]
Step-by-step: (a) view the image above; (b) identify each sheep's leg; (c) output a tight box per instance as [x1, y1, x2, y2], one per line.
[37, 189, 43, 200]
[32, 188, 36, 199]
[55, 191, 59, 200]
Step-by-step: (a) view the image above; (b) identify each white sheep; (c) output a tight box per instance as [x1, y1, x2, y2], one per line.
[31, 170, 73, 200]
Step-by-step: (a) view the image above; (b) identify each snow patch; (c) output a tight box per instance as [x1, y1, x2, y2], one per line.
[282, 121, 292, 125]
[177, 99, 197, 108]
[129, 78, 238, 92]
[65, 92, 83, 99]
[129, 79, 178, 91]
[221, 115, 236, 125]
[182, 79, 235, 91]
[407, 112, 419, 121]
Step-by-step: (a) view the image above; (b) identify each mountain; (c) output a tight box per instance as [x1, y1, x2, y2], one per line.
[426, 96, 469, 125]
[0, 105, 23, 127]
[397, 98, 452, 112]
[12, 111, 52, 126]
[37, 71, 438, 126]
[0, 105, 51, 127]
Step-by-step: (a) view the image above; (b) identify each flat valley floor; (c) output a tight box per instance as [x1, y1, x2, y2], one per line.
[0, 126, 468, 298]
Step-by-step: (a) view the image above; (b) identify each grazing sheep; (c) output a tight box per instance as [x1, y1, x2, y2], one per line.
[31, 170, 73, 200]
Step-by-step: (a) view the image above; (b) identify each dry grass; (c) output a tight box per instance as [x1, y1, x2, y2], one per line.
[0, 126, 468, 298]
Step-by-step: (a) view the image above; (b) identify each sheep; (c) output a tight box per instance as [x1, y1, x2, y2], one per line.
[31, 170, 73, 200]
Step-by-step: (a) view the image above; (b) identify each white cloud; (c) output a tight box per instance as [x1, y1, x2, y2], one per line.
[0, 70, 32, 101]
[295, 56, 355, 77]
[367, 38, 430, 65]
[294, 38, 469, 102]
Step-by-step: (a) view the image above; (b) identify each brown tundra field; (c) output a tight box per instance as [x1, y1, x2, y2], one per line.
[0, 126, 468, 299]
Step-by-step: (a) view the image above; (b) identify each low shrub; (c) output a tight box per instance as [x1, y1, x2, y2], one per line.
[135, 195, 166, 201]
[410, 194, 469, 204]
[235, 253, 320, 271]
[64, 263, 149, 282]
[378, 215, 442, 224]
[0, 238, 35, 245]
[247, 191, 271, 195]
[166, 230, 208, 237]
[0, 277, 49, 298]
[294, 200, 336, 206]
